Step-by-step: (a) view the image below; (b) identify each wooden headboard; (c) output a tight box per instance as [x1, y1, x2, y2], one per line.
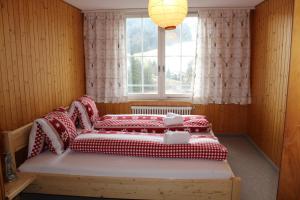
[2, 122, 33, 169]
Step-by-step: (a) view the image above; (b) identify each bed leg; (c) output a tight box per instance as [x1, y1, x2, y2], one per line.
[231, 177, 241, 200]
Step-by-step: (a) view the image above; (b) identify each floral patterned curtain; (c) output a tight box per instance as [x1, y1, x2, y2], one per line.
[84, 12, 128, 103]
[192, 9, 251, 104]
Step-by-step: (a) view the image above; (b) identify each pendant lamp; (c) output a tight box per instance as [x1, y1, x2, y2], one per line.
[148, 0, 188, 30]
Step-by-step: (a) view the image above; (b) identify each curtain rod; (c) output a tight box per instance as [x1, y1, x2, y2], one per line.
[82, 7, 254, 13]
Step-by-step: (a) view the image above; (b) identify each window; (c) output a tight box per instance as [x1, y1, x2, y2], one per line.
[126, 16, 198, 99]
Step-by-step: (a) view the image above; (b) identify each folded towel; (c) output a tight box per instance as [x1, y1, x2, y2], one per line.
[166, 112, 178, 117]
[163, 131, 191, 144]
[164, 113, 184, 126]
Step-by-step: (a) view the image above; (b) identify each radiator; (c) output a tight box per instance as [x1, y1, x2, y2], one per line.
[131, 106, 192, 115]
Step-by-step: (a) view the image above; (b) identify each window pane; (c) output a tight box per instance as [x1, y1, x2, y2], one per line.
[165, 57, 181, 94]
[182, 42, 196, 57]
[143, 57, 158, 93]
[182, 17, 198, 41]
[165, 57, 194, 94]
[181, 57, 194, 93]
[182, 17, 197, 57]
[165, 17, 197, 95]
[126, 18, 158, 95]
[127, 56, 142, 94]
[143, 18, 158, 57]
[126, 18, 142, 56]
[165, 28, 181, 56]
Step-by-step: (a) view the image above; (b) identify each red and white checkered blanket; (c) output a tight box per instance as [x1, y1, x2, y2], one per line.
[70, 130, 228, 161]
[94, 115, 211, 133]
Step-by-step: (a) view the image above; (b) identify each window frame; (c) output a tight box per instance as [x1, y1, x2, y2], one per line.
[125, 12, 198, 101]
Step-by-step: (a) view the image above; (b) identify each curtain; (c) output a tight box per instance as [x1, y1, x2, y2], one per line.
[84, 12, 128, 103]
[193, 9, 251, 104]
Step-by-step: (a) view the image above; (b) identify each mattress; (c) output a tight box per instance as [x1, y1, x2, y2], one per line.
[19, 149, 233, 179]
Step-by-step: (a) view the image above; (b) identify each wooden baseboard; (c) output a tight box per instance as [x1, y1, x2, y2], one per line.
[245, 135, 279, 171]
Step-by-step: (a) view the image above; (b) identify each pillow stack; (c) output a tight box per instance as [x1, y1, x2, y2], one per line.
[28, 95, 99, 158]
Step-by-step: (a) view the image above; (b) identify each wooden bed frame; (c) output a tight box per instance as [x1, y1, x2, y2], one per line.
[2, 122, 241, 200]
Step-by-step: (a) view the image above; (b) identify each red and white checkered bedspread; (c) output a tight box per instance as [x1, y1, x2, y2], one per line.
[94, 115, 211, 133]
[70, 130, 228, 161]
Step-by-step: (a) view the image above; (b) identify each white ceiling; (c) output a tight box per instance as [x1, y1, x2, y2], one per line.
[64, 0, 264, 11]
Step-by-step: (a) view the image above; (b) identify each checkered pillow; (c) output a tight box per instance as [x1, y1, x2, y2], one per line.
[94, 115, 211, 133]
[28, 111, 77, 158]
[70, 131, 228, 161]
[68, 95, 99, 130]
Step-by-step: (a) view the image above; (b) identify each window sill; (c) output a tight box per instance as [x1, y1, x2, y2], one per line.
[128, 96, 193, 102]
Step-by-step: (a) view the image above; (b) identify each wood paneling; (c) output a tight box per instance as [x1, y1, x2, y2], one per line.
[97, 102, 248, 135]
[278, 0, 300, 198]
[0, 0, 85, 131]
[249, 0, 294, 166]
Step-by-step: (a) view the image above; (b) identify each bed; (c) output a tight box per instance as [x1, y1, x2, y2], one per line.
[2, 122, 241, 200]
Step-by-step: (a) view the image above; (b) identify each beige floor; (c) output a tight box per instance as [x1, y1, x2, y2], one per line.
[21, 135, 279, 200]
[219, 136, 279, 200]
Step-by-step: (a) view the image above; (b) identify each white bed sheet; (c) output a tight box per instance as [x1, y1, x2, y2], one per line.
[19, 149, 233, 179]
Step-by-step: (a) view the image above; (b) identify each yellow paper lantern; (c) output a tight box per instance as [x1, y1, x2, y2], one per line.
[148, 0, 188, 30]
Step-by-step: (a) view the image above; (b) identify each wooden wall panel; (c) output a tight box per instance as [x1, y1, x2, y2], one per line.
[278, 0, 300, 198]
[249, 0, 294, 166]
[97, 102, 248, 135]
[0, 0, 85, 131]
